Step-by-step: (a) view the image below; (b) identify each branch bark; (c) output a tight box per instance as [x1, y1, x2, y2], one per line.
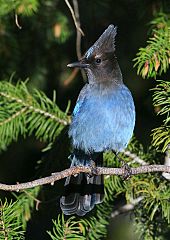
[72, 0, 83, 59]
[0, 165, 169, 192]
[64, 0, 84, 36]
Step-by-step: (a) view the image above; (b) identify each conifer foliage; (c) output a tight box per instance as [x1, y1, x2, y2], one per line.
[0, 80, 70, 150]
[133, 12, 170, 79]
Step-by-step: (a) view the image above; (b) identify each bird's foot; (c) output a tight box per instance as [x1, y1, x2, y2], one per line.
[113, 152, 132, 180]
[87, 159, 97, 177]
[91, 161, 98, 175]
[121, 160, 132, 180]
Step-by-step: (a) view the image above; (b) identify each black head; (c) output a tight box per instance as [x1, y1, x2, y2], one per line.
[67, 25, 122, 84]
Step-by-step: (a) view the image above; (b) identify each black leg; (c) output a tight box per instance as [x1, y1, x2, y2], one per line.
[89, 155, 98, 176]
[112, 151, 132, 180]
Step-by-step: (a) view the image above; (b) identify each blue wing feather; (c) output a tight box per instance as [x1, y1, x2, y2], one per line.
[73, 102, 82, 115]
[72, 85, 87, 116]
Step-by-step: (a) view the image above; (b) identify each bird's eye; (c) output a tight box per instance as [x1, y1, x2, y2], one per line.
[95, 58, 102, 64]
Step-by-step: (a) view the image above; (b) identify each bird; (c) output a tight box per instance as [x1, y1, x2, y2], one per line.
[60, 24, 135, 216]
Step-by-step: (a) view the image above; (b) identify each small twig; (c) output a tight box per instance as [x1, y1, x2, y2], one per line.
[0, 203, 8, 240]
[72, 0, 83, 59]
[162, 144, 170, 180]
[0, 165, 169, 192]
[0, 107, 27, 126]
[65, 0, 84, 36]
[111, 196, 144, 218]
[22, 189, 41, 211]
[122, 150, 148, 166]
[0, 92, 70, 126]
[64, 68, 79, 86]
[72, 0, 86, 81]
[15, 13, 22, 29]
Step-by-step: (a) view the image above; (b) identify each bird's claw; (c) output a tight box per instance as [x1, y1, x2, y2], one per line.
[87, 159, 97, 178]
[121, 160, 132, 180]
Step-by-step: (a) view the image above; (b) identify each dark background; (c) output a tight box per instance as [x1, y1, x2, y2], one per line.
[0, 0, 169, 239]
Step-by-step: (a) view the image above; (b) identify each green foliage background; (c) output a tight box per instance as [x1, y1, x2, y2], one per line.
[0, 0, 170, 239]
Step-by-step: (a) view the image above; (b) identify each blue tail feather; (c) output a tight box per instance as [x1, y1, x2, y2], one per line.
[60, 151, 104, 216]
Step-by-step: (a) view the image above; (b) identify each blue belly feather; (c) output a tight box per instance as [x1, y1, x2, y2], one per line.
[69, 84, 135, 153]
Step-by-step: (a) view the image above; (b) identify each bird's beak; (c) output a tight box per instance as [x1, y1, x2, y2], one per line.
[67, 59, 89, 69]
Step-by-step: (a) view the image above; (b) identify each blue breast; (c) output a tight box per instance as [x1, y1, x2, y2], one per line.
[69, 84, 135, 153]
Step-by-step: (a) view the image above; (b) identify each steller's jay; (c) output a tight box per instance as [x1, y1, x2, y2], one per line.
[60, 25, 135, 216]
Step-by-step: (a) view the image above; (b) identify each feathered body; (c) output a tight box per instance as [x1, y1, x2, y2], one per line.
[69, 82, 135, 153]
[60, 25, 135, 216]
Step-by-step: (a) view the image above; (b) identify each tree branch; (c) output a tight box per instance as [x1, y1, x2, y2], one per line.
[0, 107, 27, 126]
[65, 0, 84, 36]
[72, 0, 86, 81]
[0, 165, 169, 192]
[122, 150, 148, 166]
[64, 68, 79, 86]
[15, 13, 22, 29]
[162, 144, 170, 180]
[72, 0, 83, 59]
[0, 92, 70, 126]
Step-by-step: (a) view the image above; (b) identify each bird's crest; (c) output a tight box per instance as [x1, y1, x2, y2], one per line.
[85, 24, 117, 59]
